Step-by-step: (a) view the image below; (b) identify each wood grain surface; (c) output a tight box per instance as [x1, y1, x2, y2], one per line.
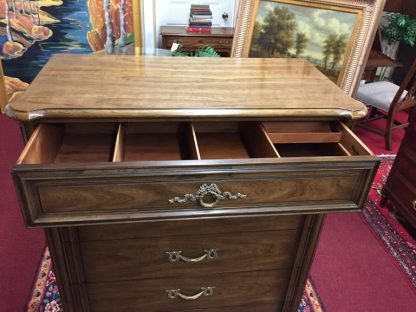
[78, 215, 305, 240]
[6, 55, 367, 121]
[86, 269, 290, 311]
[80, 229, 300, 282]
[37, 172, 360, 213]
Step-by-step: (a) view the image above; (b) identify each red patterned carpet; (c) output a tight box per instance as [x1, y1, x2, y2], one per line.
[363, 156, 416, 287]
[26, 157, 416, 312]
[353, 111, 408, 155]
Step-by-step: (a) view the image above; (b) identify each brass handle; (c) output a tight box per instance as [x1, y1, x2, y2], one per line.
[412, 200, 416, 211]
[166, 249, 219, 263]
[219, 40, 229, 45]
[199, 191, 220, 208]
[166, 287, 215, 300]
[168, 183, 246, 208]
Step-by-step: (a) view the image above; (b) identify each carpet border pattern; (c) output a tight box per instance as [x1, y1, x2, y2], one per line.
[27, 247, 62, 312]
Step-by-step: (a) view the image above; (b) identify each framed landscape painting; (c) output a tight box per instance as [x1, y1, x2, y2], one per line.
[232, 0, 386, 95]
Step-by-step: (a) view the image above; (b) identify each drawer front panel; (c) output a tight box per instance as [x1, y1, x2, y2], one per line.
[80, 230, 300, 282]
[165, 37, 232, 50]
[39, 173, 358, 212]
[14, 161, 376, 226]
[78, 215, 305, 240]
[86, 270, 289, 312]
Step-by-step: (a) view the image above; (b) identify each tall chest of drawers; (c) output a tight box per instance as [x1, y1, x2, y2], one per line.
[381, 108, 416, 228]
[7, 55, 379, 312]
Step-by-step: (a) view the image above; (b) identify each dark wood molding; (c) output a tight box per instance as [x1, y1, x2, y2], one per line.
[45, 228, 90, 311]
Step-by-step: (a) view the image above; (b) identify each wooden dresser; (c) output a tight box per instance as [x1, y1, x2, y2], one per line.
[6, 55, 379, 312]
[381, 108, 416, 227]
[160, 26, 234, 56]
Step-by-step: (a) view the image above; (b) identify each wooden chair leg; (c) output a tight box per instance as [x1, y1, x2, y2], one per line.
[368, 107, 378, 119]
[385, 113, 395, 150]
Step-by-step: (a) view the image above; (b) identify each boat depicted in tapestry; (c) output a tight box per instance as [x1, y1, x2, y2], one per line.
[0, 0, 135, 98]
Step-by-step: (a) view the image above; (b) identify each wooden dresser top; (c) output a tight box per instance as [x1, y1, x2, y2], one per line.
[6, 54, 366, 121]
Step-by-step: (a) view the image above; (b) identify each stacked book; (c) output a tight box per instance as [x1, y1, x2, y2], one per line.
[188, 4, 212, 32]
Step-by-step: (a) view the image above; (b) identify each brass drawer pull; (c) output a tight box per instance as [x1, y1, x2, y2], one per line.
[166, 249, 219, 263]
[168, 183, 247, 208]
[413, 200, 416, 211]
[166, 287, 215, 300]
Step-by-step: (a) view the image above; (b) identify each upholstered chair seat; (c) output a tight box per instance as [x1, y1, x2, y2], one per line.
[356, 81, 408, 111]
[354, 57, 416, 150]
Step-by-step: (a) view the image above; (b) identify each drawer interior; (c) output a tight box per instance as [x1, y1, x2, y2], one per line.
[276, 143, 347, 157]
[18, 123, 118, 164]
[18, 121, 372, 165]
[115, 123, 198, 162]
[263, 121, 372, 157]
[193, 122, 279, 159]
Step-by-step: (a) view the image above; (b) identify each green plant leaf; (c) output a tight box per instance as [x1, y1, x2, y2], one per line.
[170, 45, 220, 57]
[381, 13, 416, 46]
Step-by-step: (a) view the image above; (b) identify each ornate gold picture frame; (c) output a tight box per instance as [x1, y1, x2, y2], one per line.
[232, 0, 386, 95]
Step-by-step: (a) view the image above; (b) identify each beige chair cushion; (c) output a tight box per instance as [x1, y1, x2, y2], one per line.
[356, 81, 408, 111]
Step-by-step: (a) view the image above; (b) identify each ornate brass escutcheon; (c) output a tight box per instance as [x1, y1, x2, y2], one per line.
[168, 183, 247, 208]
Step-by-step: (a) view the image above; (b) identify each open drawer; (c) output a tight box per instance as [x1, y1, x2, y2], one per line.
[13, 121, 379, 227]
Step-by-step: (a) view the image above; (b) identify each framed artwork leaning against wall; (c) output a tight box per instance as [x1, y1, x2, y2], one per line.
[232, 0, 386, 95]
